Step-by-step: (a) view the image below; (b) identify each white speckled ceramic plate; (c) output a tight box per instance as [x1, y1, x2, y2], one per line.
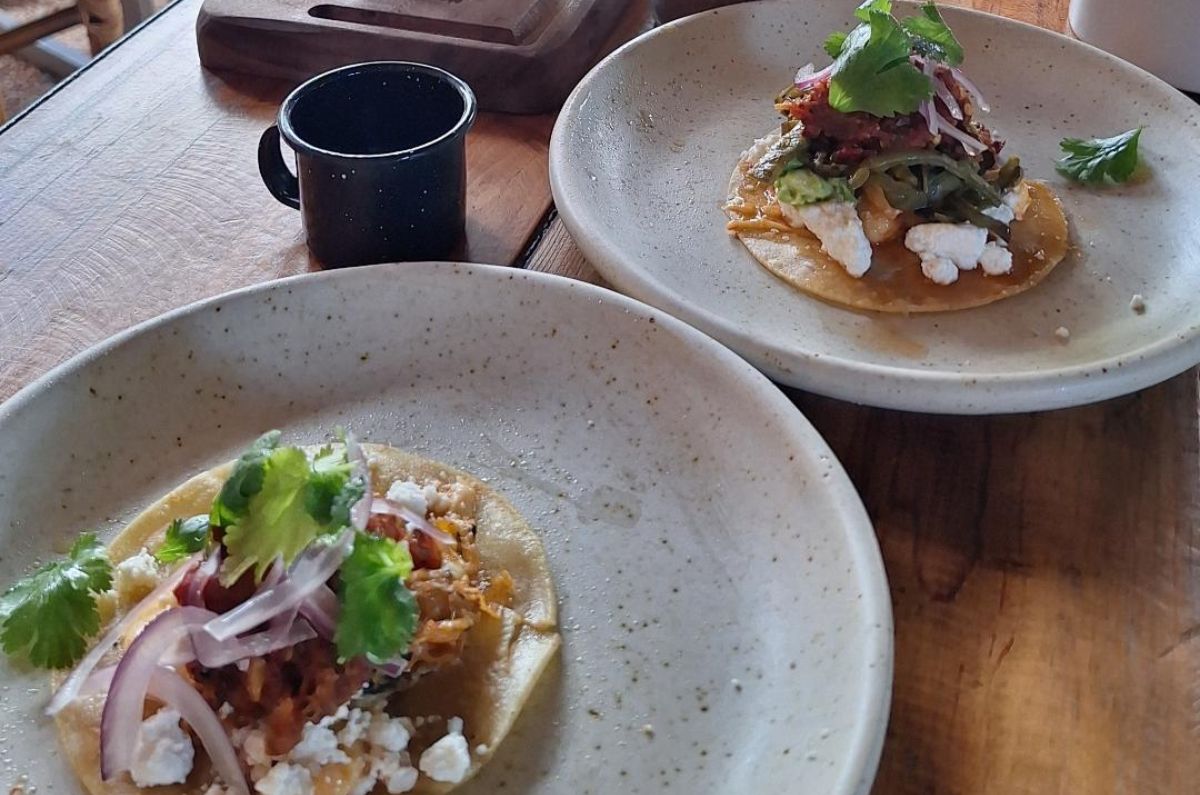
[0, 264, 891, 794]
[550, 0, 1200, 413]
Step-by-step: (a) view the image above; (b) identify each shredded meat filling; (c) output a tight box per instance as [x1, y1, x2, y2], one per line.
[178, 489, 512, 757]
[188, 639, 370, 756]
[779, 77, 1003, 168]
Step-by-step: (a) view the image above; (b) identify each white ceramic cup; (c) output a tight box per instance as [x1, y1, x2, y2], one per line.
[1070, 0, 1200, 91]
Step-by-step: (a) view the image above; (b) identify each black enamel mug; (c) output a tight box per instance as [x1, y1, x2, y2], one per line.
[258, 62, 477, 268]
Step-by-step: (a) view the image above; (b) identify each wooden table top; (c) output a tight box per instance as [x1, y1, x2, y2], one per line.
[1, 1, 1196, 793]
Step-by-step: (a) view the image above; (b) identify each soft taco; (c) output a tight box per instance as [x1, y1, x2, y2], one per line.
[1, 431, 559, 795]
[725, 1, 1069, 313]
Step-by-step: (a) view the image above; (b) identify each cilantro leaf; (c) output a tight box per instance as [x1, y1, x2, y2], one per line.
[305, 445, 363, 528]
[210, 430, 280, 527]
[901, 1, 963, 66]
[828, 10, 933, 116]
[854, 0, 891, 21]
[823, 31, 848, 58]
[334, 533, 417, 664]
[219, 446, 327, 584]
[0, 534, 113, 669]
[155, 515, 211, 564]
[1056, 127, 1143, 184]
[216, 435, 361, 585]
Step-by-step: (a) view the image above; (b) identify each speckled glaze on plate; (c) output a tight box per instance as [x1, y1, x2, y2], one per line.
[549, 0, 1200, 413]
[0, 264, 891, 795]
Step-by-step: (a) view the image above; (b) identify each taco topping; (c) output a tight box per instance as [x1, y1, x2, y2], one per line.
[728, 0, 1031, 285]
[2, 430, 532, 795]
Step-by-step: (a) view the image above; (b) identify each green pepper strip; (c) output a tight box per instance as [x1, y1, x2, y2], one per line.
[861, 150, 1004, 206]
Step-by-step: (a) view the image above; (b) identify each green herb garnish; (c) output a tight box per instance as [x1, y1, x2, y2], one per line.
[0, 534, 113, 669]
[334, 532, 417, 664]
[819, 2, 966, 116]
[823, 31, 848, 58]
[1056, 127, 1143, 184]
[828, 9, 933, 116]
[901, 2, 963, 66]
[155, 515, 211, 564]
[214, 431, 362, 584]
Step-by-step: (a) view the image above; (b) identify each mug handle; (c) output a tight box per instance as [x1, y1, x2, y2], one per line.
[257, 125, 300, 209]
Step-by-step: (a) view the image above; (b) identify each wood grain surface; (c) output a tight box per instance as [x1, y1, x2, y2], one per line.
[196, 0, 635, 113]
[2, 0, 1198, 793]
[0, 0, 553, 400]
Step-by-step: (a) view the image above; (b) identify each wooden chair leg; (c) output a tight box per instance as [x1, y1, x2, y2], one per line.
[76, 0, 123, 54]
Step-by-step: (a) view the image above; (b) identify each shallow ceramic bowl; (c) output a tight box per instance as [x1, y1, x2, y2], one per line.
[550, 0, 1200, 413]
[0, 264, 891, 794]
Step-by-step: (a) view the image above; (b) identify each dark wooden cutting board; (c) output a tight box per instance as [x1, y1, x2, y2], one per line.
[196, 0, 637, 113]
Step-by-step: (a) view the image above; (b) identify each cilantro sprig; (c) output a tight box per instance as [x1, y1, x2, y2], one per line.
[214, 431, 365, 585]
[1056, 128, 1143, 184]
[334, 532, 417, 664]
[819, 1, 964, 117]
[900, 1, 963, 66]
[0, 534, 113, 669]
[155, 515, 211, 564]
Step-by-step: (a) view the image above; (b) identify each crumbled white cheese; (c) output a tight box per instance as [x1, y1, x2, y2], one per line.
[373, 751, 420, 794]
[255, 763, 313, 795]
[115, 549, 162, 606]
[349, 773, 378, 795]
[130, 709, 194, 787]
[979, 242, 1013, 276]
[217, 702, 234, 719]
[779, 200, 873, 277]
[338, 707, 372, 747]
[418, 719, 471, 784]
[202, 784, 230, 795]
[367, 713, 413, 753]
[386, 480, 428, 516]
[1006, 183, 1031, 221]
[474, 744, 490, 756]
[289, 723, 350, 767]
[243, 729, 271, 767]
[1054, 326, 1071, 341]
[739, 133, 777, 166]
[1130, 294, 1146, 314]
[319, 703, 351, 728]
[919, 255, 960, 285]
[904, 223, 990, 285]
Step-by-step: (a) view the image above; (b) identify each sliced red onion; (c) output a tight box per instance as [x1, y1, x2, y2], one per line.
[933, 75, 963, 120]
[949, 66, 990, 112]
[260, 556, 285, 589]
[936, 110, 988, 155]
[46, 555, 199, 716]
[917, 60, 940, 135]
[100, 606, 216, 779]
[202, 530, 353, 642]
[371, 498, 455, 545]
[794, 62, 833, 92]
[147, 666, 249, 795]
[376, 659, 405, 677]
[919, 99, 939, 136]
[298, 584, 339, 639]
[190, 619, 316, 668]
[79, 665, 116, 698]
[345, 432, 372, 533]
[183, 549, 221, 608]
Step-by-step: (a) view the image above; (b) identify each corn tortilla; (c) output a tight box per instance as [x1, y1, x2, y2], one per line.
[54, 444, 560, 795]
